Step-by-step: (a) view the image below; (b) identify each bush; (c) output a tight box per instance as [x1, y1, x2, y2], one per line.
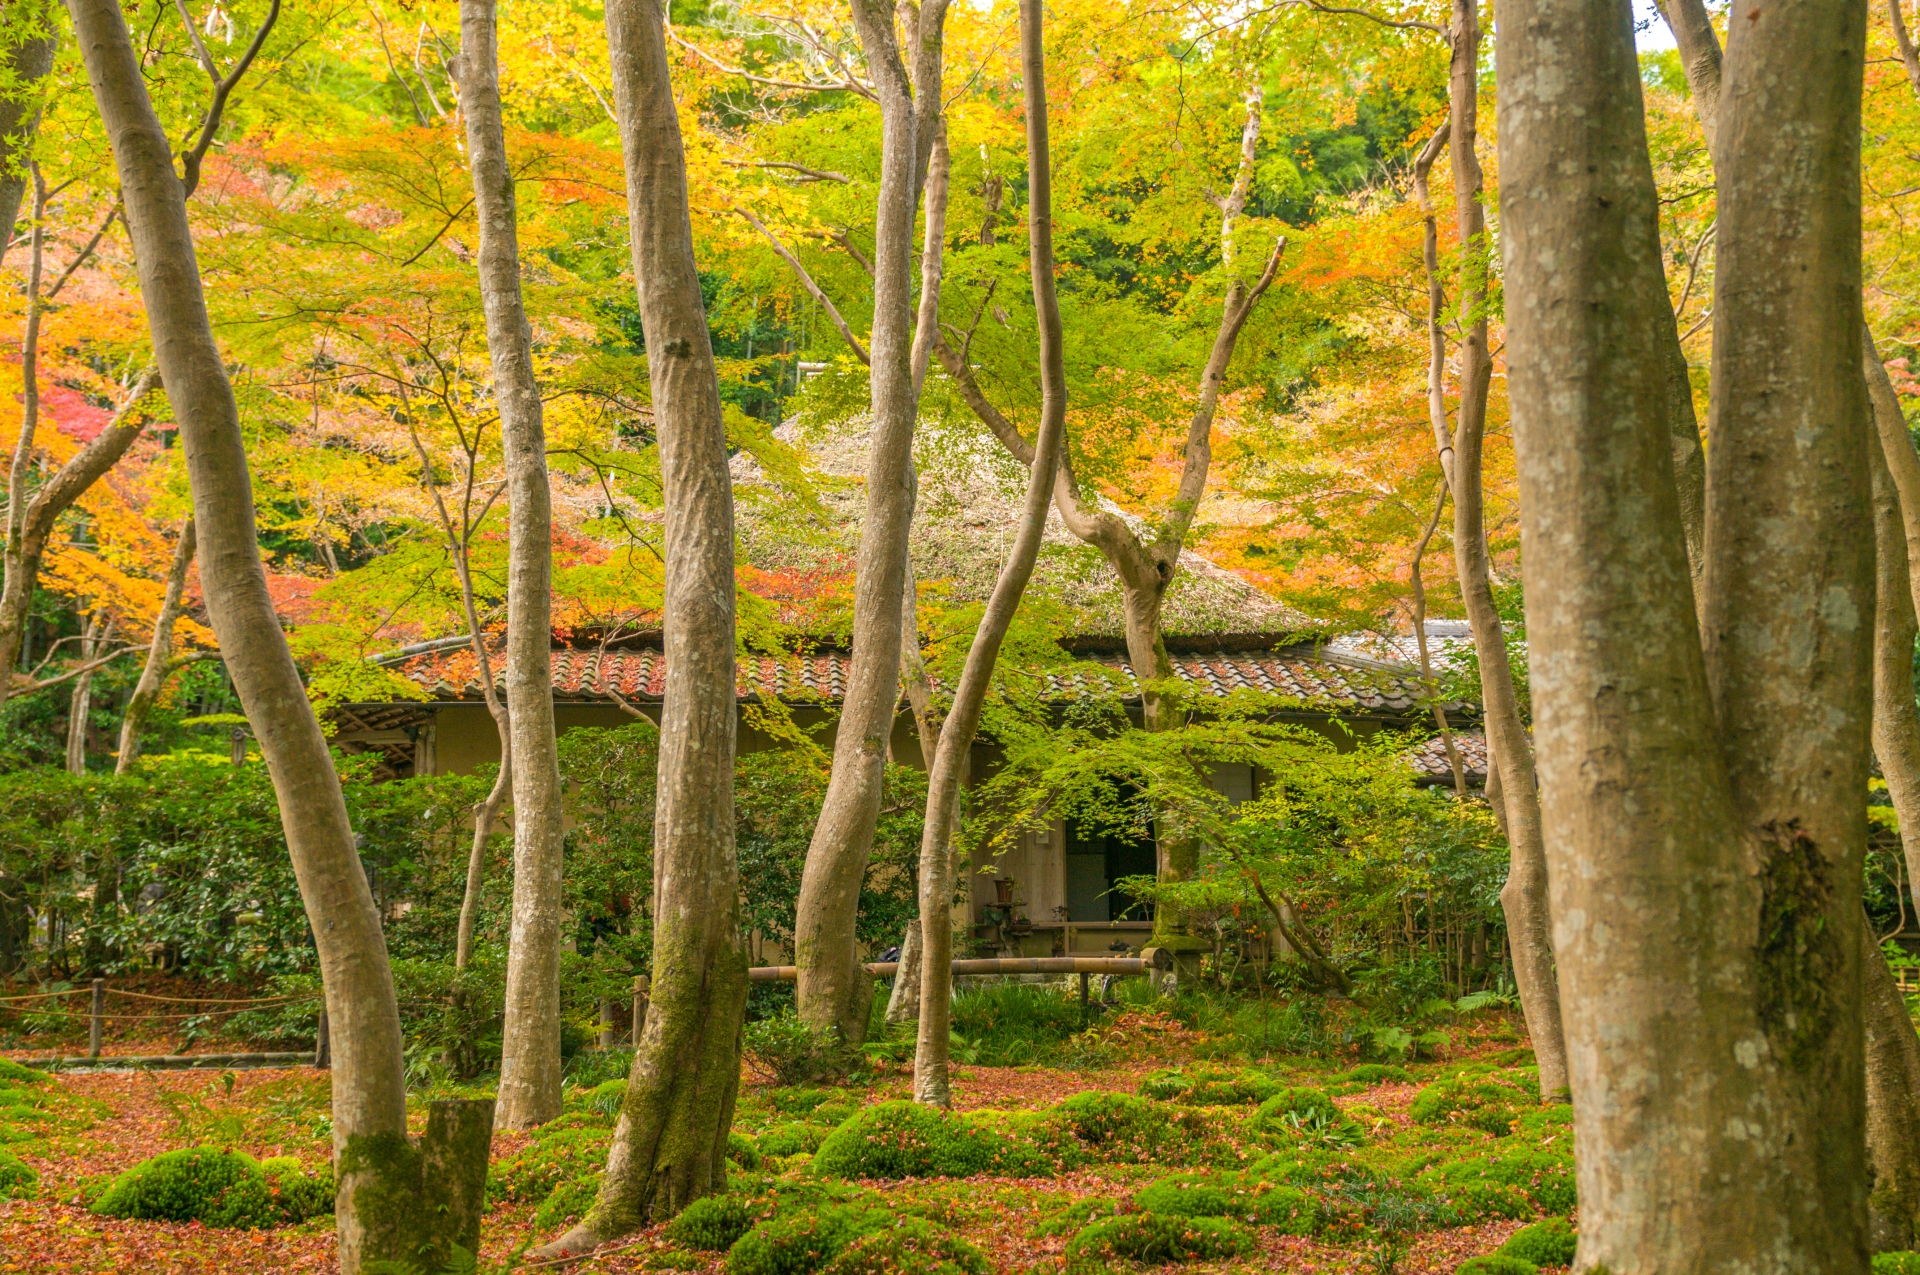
[490, 1127, 611, 1204]
[1875, 1256, 1920, 1275]
[666, 1193, 756, 1251]
[726, 1204, 892, 1275]
[259, 1156, 333, 1223]
[745, 1014, 855, 1087]
[1133, 1172, 1317, 1234]
[759, 1122, 832, 1159]
[0, 1149, 37, 1199]
[1456, 1258, 1538, 1275]
[819, 1218, 988, 1275]
[1140, 1066, 1280, 1106]
[729, 1132, 764, 1171]
[534, 1173, 602, 1233]
[811, 1101, 1060, 1180]
[91, 1146, 277, 1228]
[1501, 1217, 1576, 1266]
[1064, 1212, 1255, 1266]
[1410, 1072, 1534, 1136]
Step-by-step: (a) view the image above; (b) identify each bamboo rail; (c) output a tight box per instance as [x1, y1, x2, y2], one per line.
[746, 953, 1169, 983]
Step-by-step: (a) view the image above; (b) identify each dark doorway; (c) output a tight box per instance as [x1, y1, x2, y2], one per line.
[1064, 816, 1156, 922]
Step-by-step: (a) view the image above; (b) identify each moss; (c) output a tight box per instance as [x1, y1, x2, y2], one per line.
[725, 1204, 892, 1275]
[666, 1193, 758, 1252]
[0, 1149, 38, 1199]
[1044, 1091, 1175, 1160]
[729, 1132, 764, 1171]
[811, 1102, 1063, 1181]
[810, 1103, 857, 1126]
[1409, 1073, 1534, 1136]
[1133, 1171, 1318, 1234]
[0, 1059, 48, 1086]
[1420, 1150, 1576, 1215]
[1456, 1258, 1539, 1275]
[585, 1079, 629, 1120]
[534, 1172, 602, 1233]
[1064, 1211, 1255, 1266]
[1030, 1197, 1122, 1238]
[1501, 1216, 1576, 1266]
[1343, 1064, 1413, 1086]
[1754, 828, 1843, 1070]
[1139, 1067, 1281, 1106]
[758, 1122, 832, 1159]
[91, 1146, 277, 1228]
[489, 1126, 612, 1203]
[819, 1218, 988, 1275]
[1874, 1255, 1920, 1275]
[260, 1156, 334, 1222]
[769, 1088, 846, 1117]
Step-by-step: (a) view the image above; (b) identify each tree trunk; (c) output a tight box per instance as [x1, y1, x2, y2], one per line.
[457, 0, 566, 1131]
[1869, 336, 1920, 910]
[533, 0, 747, 1253]
[63, 5, 491, 1271]
[1499, 0, 1875, 1265]
[64, 610, 104, 774]
[792, 0, 949, 1047]
[1864, 923, 1920, 1252]
[1440, 0, 1568, 1099]
[0, 8, 54, 269]
[913, 0, 1066, 1108]
[886, 568, 939, 1028]
[115, 518, 194, 774]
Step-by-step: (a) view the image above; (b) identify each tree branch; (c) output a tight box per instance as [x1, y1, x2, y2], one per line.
[738, 206, 870, 364]
[177, 0, 282, 198]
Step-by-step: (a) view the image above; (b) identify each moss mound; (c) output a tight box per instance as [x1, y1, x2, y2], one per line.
[1456, 1257, 1538, 1275]
[258, 1156, 333, 1222]
[1875, 1256, 1920, 1275]
[769, 1088, 846, 1116]
[759, 1122, 832, 1159]
[1065, 1211, 1255, 1266]
[818, 1218, 988, 1275]
[1031, 1197, 1122, 1238]
[0, 1149, 38, 1199]
[534, 1172, 601, 1233]
[91, 1147, 283, 1228]
[667, 1193, 757, 1252]
[811, 1101, 1060, 1180]
[1420, 1150, 1576, 1215]
[725, 1204, 892, 1275]
[1045, 1090, 1174, 1159]
[1133, 1171, 1317, 1233]
[1410, 1071, 1535, 1136]
[1139, 1067, 1281, 1106]
[729, 1131, 764, 1171]
[490, 1126, 610, 1203]
[1501, 1216, 1576, 1266]
[0, 1059, 49, 1085]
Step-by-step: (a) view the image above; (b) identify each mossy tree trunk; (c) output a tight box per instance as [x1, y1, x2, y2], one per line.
[912, 0, 1065, 1107]
[532, 0, 748, 1254]
[455, 0, 567, 1132]
[63, 3, 493, 1271]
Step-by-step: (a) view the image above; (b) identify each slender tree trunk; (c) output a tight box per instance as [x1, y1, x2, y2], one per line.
[0, 6, 54, 268]
[793, 0, 949, 1047]
[886, 567, 939, 1027]
[1440, 0, 1568, 1099]
[457, 0, 567, 1131]
[1500, 0, 1875, 1265]
[913, 0, 1067, 1107]
[1864, 921, 1920, 1252]
[64, 5, 489, 1271]
[63, 610, 104, 773]
[115, 518, 194, 774]
[535, 0, 746, 1252]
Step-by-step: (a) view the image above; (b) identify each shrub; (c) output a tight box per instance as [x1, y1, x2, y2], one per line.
[666, 1193, 756, 1251]
[535, 1173, 602, 1233]
[1410, 1072, 1534, 1136]
[0, 1149, 37, 1199]
[1064, 1212, 1255, 1266]
[490, 1127, 611, 1204]
[1045, 1091, 1174, 1160]
[759, 1122, 832, 1159]
[1875, 1256, 1920, 1275]
[0, 1059, 48, 1085]
[91, 1146, 277, 1228]
[1139, 1067, 1280, 1106]
[1133, 1172, 1317, 1234]
[811, 1101, 1059, 1180]
[948, 981, 1089, 1067]
[1501, 1217, 1576, 1266]
[819, 1218, 988, 1275]
[726, 1204, 892, 1275]
[729, 1132, 764, 1171]
[745, 1015, 853, 1087]
[1456, 1258, 1538, 1275]
[258, 1156, 333, 1223]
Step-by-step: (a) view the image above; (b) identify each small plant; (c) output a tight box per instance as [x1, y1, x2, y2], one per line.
[745, 1015, 858, 1087]
[1064, 1212, 1255, 1267]
[665, 1193, 756, 1251]
[1501, 1217, 1576, 1266]
[584, 1079, 628, 1120]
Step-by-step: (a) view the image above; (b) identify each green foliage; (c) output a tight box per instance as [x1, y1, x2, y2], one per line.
[0, 1148, 38, 1199]
[1031, 1197, 1122, 1238]
[1455, 1258, 1539, 1275]
[1501, 1217, 1576, 1267]
[947, 981, 1098, 1067]
[259, 1156, 335, 1222]
[666, 1193, 758, 1252]
[744, 1012, 858, 1087]
[1874, 1255, 1920, 1275]
[534, 1173, 602, 1233]
[1063, 1211, 1255, 1266]
[725, 1204, 893, 1275]
[90, 1147, 288, 1228]
[768, 1088, 845, 1116]
[1409, 1071, 1535, 1136]
[1139, 1066, 1280, 1106]
[811, 1101, 1066, 1180]
[818, 1218, 989, 1275]
[758, 1122, 831, 1158]
[584, 1079, 628, 1120]
[556, 721, 659, 972]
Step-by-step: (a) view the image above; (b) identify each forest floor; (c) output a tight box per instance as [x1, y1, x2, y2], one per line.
[0, 1005, 1571, 1275]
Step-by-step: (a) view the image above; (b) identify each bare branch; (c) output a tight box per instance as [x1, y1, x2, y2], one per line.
[725, 159, 852, 183]
[667, 25, 875, 101]
[178, 0, 283, 198]
[738, 206, 870, 364]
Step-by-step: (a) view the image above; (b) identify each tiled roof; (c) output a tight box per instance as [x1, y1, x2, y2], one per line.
[1406, 730, 1489, 786]
[384, 641, 1443, 718]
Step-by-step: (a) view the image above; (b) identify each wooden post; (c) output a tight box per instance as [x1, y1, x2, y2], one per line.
[1078, 971, 1089, 1028]
[598, 998, 615, 1050]
[89, 978, 104, 1059]
[631, 975, 650, 1047]
[313, 1004, 330, 1069]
